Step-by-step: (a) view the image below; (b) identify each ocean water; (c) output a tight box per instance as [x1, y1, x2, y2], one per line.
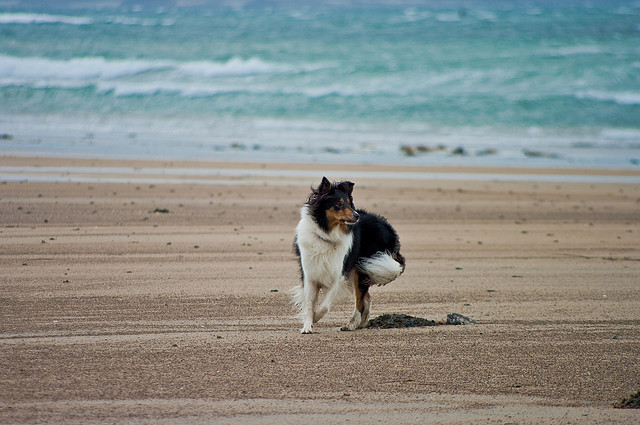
[1, 0, 639, 168]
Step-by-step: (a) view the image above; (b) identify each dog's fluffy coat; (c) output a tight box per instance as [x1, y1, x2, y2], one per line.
[292, 177, 405, 333]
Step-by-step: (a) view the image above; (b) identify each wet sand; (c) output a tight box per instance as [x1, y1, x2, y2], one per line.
[1, 157, 639, 424]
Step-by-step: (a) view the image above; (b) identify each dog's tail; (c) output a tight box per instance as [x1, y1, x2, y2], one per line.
[357, 251, 405, 286]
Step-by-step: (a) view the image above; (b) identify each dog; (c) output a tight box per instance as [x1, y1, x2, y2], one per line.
[292, 177, 405, 333]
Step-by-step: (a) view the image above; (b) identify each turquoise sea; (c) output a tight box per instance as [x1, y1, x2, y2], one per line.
[1, 0, 639, 168]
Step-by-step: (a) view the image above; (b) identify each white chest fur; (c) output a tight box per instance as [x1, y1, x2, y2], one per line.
[296, 206, 353, 289]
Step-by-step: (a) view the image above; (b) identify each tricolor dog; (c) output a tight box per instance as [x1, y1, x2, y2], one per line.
[292, 177, 405, 333]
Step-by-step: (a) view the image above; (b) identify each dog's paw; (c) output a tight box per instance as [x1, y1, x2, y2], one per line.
[342, 311, 362, 331]
[301, 325, 313, 334]
[340, 324, 355, 331]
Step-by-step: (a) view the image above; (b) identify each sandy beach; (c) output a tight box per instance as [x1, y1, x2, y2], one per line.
[1, 156, 639, 424]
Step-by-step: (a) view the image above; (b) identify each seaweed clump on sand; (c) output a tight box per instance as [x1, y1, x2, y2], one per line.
[367, 313, 439, 329]
[367, 313, 477, 329]
[614, 390, 640, 409]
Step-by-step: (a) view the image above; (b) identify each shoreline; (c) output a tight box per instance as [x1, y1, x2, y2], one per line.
[2, 156, 640, 185]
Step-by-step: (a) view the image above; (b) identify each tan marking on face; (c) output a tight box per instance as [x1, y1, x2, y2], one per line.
[325, 205, 358, 233]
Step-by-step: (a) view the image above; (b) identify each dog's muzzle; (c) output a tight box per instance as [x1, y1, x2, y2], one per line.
[342, 210, 360, 225]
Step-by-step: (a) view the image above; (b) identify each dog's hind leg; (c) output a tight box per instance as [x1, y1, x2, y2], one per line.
[341, 271, 371, 331]
[359, 286, 371, 328]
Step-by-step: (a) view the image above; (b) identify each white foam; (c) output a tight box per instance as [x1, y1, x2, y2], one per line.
[0, 13, 93, 25]
[177, 57, 291, 77]
[0, 55, 308, 85]
[577, 91, 640, 106]
[435, 12, 461, 22]
[106, 16, 175, 27]
[0, 55, 171, 81]
[2, 166, 639, 185]
[551, 45, 605, 57]
[599, 128, 640, 142]
[474, 10, 498, 22]
[97, 81, 181, 97]
[0, 12, 176, 27]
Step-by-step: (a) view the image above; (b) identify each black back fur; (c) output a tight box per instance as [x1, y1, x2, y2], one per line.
[296, 177, 405, 285]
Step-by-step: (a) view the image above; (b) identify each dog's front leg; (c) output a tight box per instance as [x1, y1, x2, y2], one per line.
[301, 281, 317, 334]
[313, 277, 347, 323]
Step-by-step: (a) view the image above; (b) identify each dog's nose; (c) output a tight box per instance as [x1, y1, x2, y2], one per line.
[352, 211, 360, 220]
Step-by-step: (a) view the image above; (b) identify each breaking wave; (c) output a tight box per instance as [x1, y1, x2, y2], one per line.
[0, 13, 94, 25]
[576, 91, 640, 106]
[0, 55, 310, 85]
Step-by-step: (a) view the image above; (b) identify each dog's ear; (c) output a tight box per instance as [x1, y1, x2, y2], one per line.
[338, 181, 355, 194]
[319, 176, 332, 194]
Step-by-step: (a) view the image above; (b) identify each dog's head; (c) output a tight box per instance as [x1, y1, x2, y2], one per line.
[307, 176, 359, 231]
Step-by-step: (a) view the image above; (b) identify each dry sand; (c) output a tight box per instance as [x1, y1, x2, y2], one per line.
[1, 156, 639, 424]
